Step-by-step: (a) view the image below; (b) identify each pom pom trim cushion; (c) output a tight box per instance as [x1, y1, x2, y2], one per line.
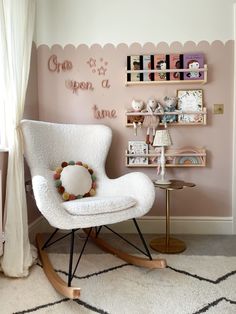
[54, 161, 96, 201]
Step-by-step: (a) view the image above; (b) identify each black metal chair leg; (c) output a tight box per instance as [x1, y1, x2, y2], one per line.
[42, 228, 59, 250]
[96, 226, 103, 238]
[133, 219, 152, 260]
[68, 229, 75, 287]
[71, 228, 92, 279]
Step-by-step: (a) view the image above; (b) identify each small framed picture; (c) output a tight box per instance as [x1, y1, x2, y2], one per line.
[177, 89, 203, 123]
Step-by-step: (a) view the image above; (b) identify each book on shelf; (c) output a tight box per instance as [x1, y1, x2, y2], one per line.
[128, 141, 148, 165]
[169, 54, 184, 80]
[183, 53, 204, 80]
[154, 54, 169, 81]
[177, 89, 203, 123]
[143, 55, 154, 81]
[127, 55, 143, 82]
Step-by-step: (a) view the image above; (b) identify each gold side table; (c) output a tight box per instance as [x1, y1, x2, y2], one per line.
[150, 179, 196, 254]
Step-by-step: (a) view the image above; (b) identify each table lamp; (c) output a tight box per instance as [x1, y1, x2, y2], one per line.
[153, 129, 172, 185]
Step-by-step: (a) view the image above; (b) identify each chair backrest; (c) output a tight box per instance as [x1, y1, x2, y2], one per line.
[21, 120, 112, 177]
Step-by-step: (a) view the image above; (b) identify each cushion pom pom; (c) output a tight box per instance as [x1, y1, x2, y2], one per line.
[92, 182, 96, 189]
[55, 180, 62, 188]
[54, 173, 61, 180]
[89, 188, 96, 196]
[77, 195, 83, 199]
[57, 186, 65, 194]
[82, 163, 88, 168]
[88, 168, 94, 175]
[76, 161, 83, 166]
[84, 192, 90, 197]
[68, 160, 75, 165]
[55, 167, 63, 174]
[61, 161, 68, 168]
[69, 194, 76, 200]
[62, 192, 70, 201]
[91, 174, 96, 181]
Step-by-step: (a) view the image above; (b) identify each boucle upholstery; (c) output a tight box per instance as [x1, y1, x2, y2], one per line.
[21, 120, 155, 230]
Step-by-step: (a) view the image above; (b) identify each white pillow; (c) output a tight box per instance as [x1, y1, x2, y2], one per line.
[61, 165, 92, 195]
[54, 161, 96, 201]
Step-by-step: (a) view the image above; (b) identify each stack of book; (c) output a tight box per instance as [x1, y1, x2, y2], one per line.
[127, 53, 204, 82]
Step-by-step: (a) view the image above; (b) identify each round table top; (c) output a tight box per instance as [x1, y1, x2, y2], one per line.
[153, 179, 196, 191]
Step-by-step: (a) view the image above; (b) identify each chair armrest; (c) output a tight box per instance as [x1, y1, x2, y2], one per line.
[98, 172, 155, 215]
[31, 168, 73, 229]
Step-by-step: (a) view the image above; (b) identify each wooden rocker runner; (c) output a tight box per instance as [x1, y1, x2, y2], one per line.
[21, 120, 166, 299]
[37, 224, 166, 299]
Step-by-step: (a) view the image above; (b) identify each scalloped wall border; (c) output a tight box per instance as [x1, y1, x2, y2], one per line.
[34, 40, 234, 50]
[32, 37, 234, 219]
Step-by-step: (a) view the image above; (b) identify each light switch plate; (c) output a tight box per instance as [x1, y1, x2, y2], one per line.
[213, 104, 224, 114]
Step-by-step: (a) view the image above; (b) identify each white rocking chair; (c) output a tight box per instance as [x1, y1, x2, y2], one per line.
[21, 120, 166, 299]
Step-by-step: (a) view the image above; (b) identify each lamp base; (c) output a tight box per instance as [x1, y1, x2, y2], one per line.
[154, 179, 171, 185]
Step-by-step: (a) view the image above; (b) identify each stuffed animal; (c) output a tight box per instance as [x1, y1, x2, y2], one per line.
[128, 99, 145, 135]
[162, 96, 178, 127]
[142, 98, 164, 145]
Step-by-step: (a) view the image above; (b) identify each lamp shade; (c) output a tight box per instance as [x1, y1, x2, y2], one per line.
[153, 129, 172, 147]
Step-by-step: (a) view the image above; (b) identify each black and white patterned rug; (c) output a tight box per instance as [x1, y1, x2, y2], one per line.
[1, 254, 236, 314]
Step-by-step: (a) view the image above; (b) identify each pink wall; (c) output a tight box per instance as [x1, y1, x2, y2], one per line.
[36, 40, 233, 217]
[24, 43, 39, 121]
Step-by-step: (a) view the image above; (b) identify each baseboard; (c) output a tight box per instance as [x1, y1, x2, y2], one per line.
[29, 215, 234, 239]
[138, 216, 233, 234]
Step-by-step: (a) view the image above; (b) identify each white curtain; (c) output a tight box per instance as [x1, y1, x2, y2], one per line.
[0, 0, 36, 277]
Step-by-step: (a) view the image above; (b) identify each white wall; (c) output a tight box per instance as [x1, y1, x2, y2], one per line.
[35, 0, 236, 46]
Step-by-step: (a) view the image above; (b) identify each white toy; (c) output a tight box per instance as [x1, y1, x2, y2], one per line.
[162, 96, 178, 128]
[142, 98, 164, 145]
[129, 99, 145, 135]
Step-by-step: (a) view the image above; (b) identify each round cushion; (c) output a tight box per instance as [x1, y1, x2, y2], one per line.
[54, 161, 96, 201]
[61, 165, 92, 196]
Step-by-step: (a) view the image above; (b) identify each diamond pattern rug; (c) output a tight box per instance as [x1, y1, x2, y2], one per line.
[0, 254, 236, 314]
